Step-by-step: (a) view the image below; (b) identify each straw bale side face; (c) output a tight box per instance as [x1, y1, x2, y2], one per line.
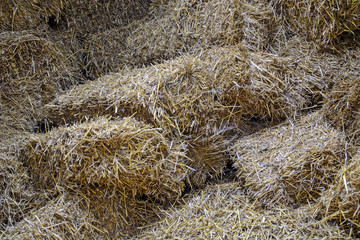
[0, 30, 79, 133]
[231, 113, 352, 207]
[272, 0, 360, 45]
[134, 182, 349, 239]
[22, 117, 189, 203]
[316, 154, 360, 234]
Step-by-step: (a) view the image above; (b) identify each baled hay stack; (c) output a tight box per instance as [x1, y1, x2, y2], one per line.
[44, 46, 324, 188]
[22, 116, 189, 203]
[272, 0, 360, 46]
[134, 182, 350, 239]
[0, 30, 79, 133]
[0, 0, 67, 31]
[231, 112, 353, 207]
[44, 67, 157, 128]
[0, 134, 56, 232]
[87, 0, 278, 71]
[315, 153, 360, 235]
[323, 77, 360, 144]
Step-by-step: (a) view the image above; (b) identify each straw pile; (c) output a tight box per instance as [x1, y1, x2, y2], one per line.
[272, 0, 360, 46]
[315, 153, 360, 234]
[231, 112, 353, 207]
[134, 182, 351, 239]
[83, 0, 279, 77]
[0, 30, 79, 134]
[22, 116, 189, 203]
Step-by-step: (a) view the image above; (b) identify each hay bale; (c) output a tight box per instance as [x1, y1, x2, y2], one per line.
[231, 112, 353, 207]
[0, 133, 51, 232]
[82, 0, 279, 77]
[2, 189, 162, 239]
[44, 45, 326, 189]
[46, 45, 323, 134]
[117, 0, 278, 67]
[82, 25, 133, 78]
[21, 116, 189, 203]
[0, 30, 80, 133]
[0, 0, 67, 31]
[315, 153, 360, 235]
[272, 0, 360, 46]
[58, 0, 152, 37]
[323, 76, 360, 144]
[134, 182, 351, 239]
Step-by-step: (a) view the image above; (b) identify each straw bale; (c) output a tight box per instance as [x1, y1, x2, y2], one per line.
[134, 182, 351, 239]
[0, 0, 67, 31]
[2, 189, 163, 239]
[82, 25, 133, 78]
[231, 112, 352, 207]
[0, 30, 80, 133]
[82, 0, 278, 74]
[323, 76, 360, 144]
[22, 116, 189, 203]
[46, 45, 323, 134]
[58, 0, 152, 37]
[315, 153, 360, 235]
[272, 0, 360, 46]
[0, 133, 52, 232]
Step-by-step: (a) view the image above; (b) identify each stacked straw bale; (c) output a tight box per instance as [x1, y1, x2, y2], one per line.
[272, 0, 360, 46]
[83, 0, 279, 77]
[0, 30, 79, 133]
[231, 112, 353, 207]
[43, 45, 329, 188]
[134, 182, 351, 239]
[22, 116, 189, 203]
[315, 153, 360, 234]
